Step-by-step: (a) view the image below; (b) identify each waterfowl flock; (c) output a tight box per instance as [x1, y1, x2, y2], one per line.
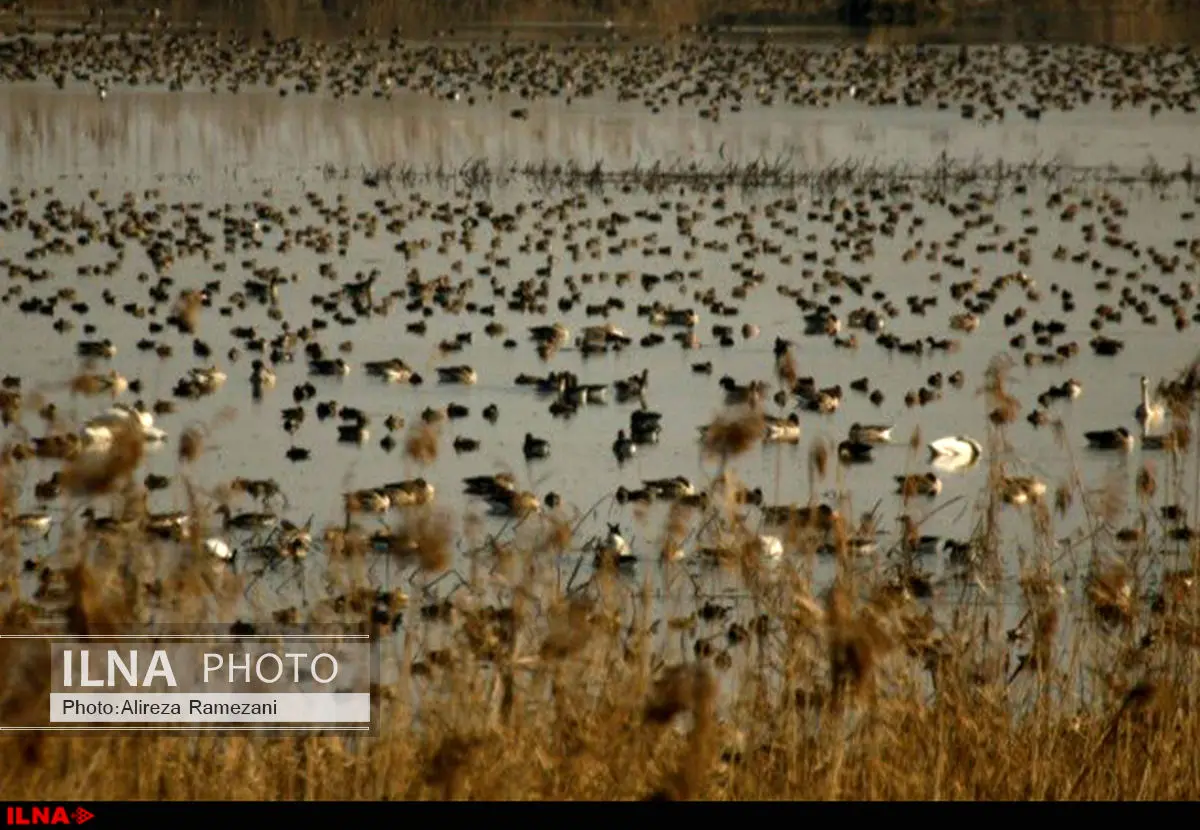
[0, 16, 1198, 608]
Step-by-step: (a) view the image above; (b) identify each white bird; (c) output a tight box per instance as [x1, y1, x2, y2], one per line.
[1136, 376, 1165, 431]
[204, 537, 234, 561]
[756, 535, 784, 559]
[928, 435, 982, 472]
[604, 524, 630, 557]
[85, 404, 167, 444]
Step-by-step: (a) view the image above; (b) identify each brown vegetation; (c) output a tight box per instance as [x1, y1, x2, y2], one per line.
[1, 360, 1200, 800]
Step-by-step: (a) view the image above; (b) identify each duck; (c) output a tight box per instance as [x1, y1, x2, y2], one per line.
[250, 359, 276, 397]
[612, 429, 636, 464]
[215, 505, 278, 533]
[77, 339, 116, 358]
[84, 403, 167, 444]
[1135, 376, 1165, 431]
[383, 478, 436, 507]
[309, 357, 350, 377]
[487, 489, 541, 518]
[1141, 428, 1179, 452]
[999, 476, 1047, 506]
[1084, 427, 1134, 451]
[437, 365, 478, 385]
[642, 476, 695, 499]
[763, 412, 801, 443]
[529, 323, 570, 348]
[755, 534, 784, 559]
[898, 515, 940, 555]
[337, 422, 369, 444]
[614, 369, 649, 402]
[523, 432, 550, 460]
[10, 512, 52, 536]
[615, 485, 655, 505]
[720, 376, 768, 406]
[463, 473, 516, 501]
[189, 366, 227, 393]
[849, 423, 893, 445]
[942, 539, 977, 568]
[364, 358, 414, 384]
[344, 488, 391, 515]
[204, 537, 234, 561]
[838, 440, 874, 464]
[895, 472, 943, 498]
[594, 523, 637, 570]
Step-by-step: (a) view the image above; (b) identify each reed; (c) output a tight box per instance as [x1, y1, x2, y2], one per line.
[2, 359, 1200, 800]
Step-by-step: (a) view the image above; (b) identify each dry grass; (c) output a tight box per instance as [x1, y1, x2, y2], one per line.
[2, 360, 1200, 800]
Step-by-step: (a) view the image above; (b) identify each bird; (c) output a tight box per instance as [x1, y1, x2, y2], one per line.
[898, 515, 940, 555]
[837, 440, 874, 464]
[763, 412, 801, 443]
[927, 435, 982, 472]
[523, 432, 550, 460]
[896, 472, 943, 498]
[250, 359, 276, 398]
[612, 429, 636, 464]
[437, 365, 478, 385]
[849, 423, 893, 445]
[1135, 376, 1165, 431]
[204, 537, 234, 561]
[999, 476, 1047, 506]
[1084, 427, 1134, 451]
[756, 535, 784, 559]
[594, 523, 636, 570]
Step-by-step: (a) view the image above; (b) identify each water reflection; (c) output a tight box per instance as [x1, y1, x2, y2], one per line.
[3, 84, 1199, 189]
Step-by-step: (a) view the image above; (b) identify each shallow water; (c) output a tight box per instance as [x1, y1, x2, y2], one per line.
[1, 43, 1199, 637]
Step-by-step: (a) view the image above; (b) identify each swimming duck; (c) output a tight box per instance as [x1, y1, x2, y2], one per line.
[523, 432, 550, 460]
[250, 359, 276, 398]
[437, 365, 477, 385]
[383, 478, 436, 507]
[642, 476, 695, 499]
[215, 505, 278, 533]
[529, 323, 570, 347]
[594, 523, 637, 570]
[838, 440, 874, 464]
[763, 412, 801, 443]
[720, 376, 768, 406]
[309, 357, 351, 377]
[1084, 427, 1134, 451]
[895, 472, 943, 498]
[612, 429, 636, 464]
[462, 473, 516, 501]
[898, 515, 940, 555]
[847, 423, 892, 445]
[487, 489, 541, 518]
[364, 358, 414, 384]
[614, 369, 650, 402]
[999, 476, 1047, 506]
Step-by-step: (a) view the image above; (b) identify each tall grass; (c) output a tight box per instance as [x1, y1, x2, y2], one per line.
[2, 358, 1200, 800]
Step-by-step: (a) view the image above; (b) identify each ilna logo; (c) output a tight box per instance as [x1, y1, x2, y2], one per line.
[4, 806, 94, 825]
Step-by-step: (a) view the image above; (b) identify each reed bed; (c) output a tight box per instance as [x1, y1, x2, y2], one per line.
[329, 155, 1200, 196]
[3, 358, 1200, 800]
